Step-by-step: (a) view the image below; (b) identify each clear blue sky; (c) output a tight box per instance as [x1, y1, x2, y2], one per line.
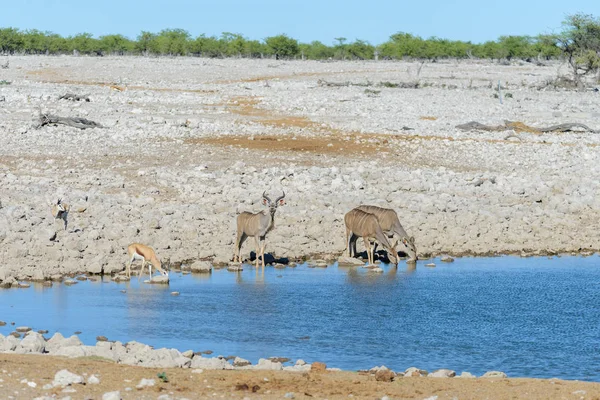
[1, 0, 598, 44]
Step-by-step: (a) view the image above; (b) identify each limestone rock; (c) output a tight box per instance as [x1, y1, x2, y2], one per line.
[404, 367, 428, 377]
[191, 261, 212, 273]
[337, 256, 365, 266]
[52, 369, 84, 387]
[190, 355, 234, 370]
[482, 371, 507, 378]
[254, 358, 283, 370]
[428, 369, 456, 378]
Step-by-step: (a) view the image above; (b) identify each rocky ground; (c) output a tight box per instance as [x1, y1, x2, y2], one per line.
[2, 332, 600, 399]
[1, 56, 600, 281]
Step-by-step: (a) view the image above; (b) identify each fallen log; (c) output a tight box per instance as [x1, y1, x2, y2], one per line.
[35, 114, 103, 130]
[58, 93, 90, 102]
[456, 120, 597, 134]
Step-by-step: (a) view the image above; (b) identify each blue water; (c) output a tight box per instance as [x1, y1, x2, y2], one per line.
[1, 256, 600, 381]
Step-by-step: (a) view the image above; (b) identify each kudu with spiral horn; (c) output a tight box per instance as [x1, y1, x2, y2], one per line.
[233, 191, 286, 268]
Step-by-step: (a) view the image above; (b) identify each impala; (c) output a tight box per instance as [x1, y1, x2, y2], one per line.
[50, 198, 70, 231]
[126, 243, 169, 280]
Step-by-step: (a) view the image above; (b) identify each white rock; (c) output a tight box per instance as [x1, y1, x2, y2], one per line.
[233, 356, 251, 367]
[52, 369, 84, 387]
[482, 371, 507, 378]
[87, 375, 100, 384]
[336, 256, 364, 266]
[253, 358, 283, 371]
[428, 369, 456, 378]
[136, 378, 155, 389]
[102, 391, 121, 400]
[190, 356, 233, 370]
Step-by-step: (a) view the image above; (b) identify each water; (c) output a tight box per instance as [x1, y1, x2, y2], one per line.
[1, 256, 600, 381]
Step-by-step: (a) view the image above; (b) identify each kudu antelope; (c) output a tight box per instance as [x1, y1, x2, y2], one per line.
[233, 191, 286, 268]
[126, 243, 170, 280]
[344, 208, 397, 266]
[50, 198, 70, 231]
[356, 205, 417, 262]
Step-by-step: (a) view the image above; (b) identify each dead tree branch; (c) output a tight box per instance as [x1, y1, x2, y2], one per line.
[35, 113, 104, 130]
[317, 79, 419, 89]
[58, 93, 90, 102]
[456, 120, 597, 134]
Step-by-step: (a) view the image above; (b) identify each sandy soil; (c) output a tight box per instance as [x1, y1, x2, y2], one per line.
[1, 353, 599, 400]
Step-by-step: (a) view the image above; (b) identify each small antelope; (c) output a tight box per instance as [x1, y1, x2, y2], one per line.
[126, 243, 169, 279]
[50, 198, 70, 231]
[344, 208, 397, 265]
[356, 205, 417, 262]
[233, 191, 286, 268]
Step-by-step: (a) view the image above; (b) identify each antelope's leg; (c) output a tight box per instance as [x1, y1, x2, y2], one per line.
[363, 237, 371, 264]
[236, 233, 247, 263]
[260, 237, 266, 268]
[345, 228, 352, 257]
[138, 260, 145, 279]
[126, 254, 134, 278]
[253, 236, 260, 268]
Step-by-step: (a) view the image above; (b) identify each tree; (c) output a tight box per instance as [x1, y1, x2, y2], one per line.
[0, 28, 24, 54]
[68, 33, 100, 54]
[99, 34, 133, 55]
[155, 29, 191, 55]
[265, 34, 299, 59]
[346, 39, 374, 60]
[557, 13, 600, 80]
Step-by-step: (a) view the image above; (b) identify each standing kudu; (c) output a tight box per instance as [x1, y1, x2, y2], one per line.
[233, 191, 286, 268]
[356, 205, 417, 262]
[344, 208, 397, 266]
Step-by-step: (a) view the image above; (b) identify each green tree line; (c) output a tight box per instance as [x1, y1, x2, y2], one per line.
[0, 13, 597, 67]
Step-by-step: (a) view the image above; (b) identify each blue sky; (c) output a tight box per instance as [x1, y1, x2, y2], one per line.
[1, 0, 598, 44]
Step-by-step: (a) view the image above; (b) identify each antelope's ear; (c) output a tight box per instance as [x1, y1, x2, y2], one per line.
[409, 236, 415, 244]
[402, 237, 408, 245]
[262, 198, 269, 206]
[278, 198, 286, 206]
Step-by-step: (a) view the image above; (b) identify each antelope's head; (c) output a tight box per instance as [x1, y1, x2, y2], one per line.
[402, 236, 418, 262]
[262, 191, 286, 216]
[158, 258, 170, 277]
[50, 198, 67, 217]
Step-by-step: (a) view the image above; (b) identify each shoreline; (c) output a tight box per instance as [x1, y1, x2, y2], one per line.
[0, 250, 597, 285]
[1, 349, 600, 400]
[0, 329, 590, 381]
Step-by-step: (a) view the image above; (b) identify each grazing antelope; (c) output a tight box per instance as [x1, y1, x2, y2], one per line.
[356, 205, 418, 262]
[344, 208, 397, 266]
[50, 198, 70, 231]
[233, 191, 286, 268]
[126, 243, 169, 280]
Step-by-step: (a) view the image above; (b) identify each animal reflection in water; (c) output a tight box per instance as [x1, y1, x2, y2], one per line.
[344, 263, 416, 284]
